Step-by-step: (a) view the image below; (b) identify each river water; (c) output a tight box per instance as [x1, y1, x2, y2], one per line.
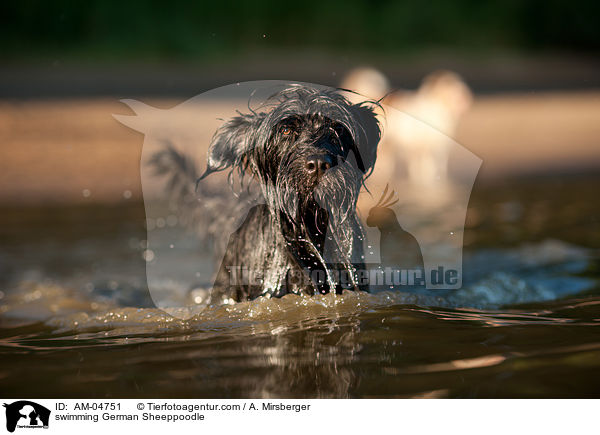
[1, 175, 598, 398]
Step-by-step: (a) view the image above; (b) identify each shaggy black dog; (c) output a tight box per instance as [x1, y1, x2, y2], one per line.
[152, 85, 381, 302]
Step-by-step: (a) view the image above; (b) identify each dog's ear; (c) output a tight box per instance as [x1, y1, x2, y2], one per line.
[199, 112, 266, 181]
[348, 103, 381, 175]
[336, 124, 366, 173]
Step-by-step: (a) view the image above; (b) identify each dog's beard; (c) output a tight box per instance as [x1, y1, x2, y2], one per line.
[313, 163, 363, 265]
[274, 160, 363, 266]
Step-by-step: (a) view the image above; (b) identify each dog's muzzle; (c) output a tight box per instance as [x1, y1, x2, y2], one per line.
[305, 133, 348, 180]
[305, 153, 336, 179]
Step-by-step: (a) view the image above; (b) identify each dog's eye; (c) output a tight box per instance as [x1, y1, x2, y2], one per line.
[281, 126, 293, 136]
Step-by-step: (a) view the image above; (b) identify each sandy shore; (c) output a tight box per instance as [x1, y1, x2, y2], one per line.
[0, 91, 598, 204]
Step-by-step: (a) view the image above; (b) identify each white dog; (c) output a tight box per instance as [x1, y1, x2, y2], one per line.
[341, 68, 472, 190]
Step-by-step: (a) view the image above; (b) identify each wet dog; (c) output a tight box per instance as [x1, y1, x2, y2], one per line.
[151, 85, 381, 302]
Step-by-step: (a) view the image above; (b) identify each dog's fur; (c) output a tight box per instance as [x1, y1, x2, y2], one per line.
[152, 85, 381, 302]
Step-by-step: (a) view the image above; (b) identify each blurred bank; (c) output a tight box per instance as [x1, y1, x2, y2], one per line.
[0, 0, 599, 205]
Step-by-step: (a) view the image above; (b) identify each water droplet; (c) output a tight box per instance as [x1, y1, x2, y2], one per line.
[143, 249, 155, 262]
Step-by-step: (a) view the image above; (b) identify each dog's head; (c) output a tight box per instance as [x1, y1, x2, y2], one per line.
[200, 85, 381, 223]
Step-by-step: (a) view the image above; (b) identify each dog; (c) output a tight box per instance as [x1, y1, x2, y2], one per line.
[341, 68, 472, 191]
[151, 85, 381, 303]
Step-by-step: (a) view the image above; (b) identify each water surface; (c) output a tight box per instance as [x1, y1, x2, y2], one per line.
[1, 175, 599, 398]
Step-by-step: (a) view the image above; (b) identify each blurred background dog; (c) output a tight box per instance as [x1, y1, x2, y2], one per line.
[341, 67, 473, 196]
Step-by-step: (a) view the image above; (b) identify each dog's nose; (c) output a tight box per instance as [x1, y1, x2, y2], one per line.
[305, 154, 334, 178]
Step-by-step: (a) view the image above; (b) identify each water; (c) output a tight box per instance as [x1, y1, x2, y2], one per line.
[1, 175, 599, 398]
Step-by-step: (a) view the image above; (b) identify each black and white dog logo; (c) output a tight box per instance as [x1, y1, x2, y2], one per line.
[3, 401, 50, 433]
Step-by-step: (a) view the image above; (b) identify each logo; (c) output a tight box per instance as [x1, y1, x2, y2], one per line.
[3, 401, 50, 433]
[114, 80, 481, 316]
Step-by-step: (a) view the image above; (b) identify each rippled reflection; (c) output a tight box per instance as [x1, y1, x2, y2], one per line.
[1, 176, 599, 398]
